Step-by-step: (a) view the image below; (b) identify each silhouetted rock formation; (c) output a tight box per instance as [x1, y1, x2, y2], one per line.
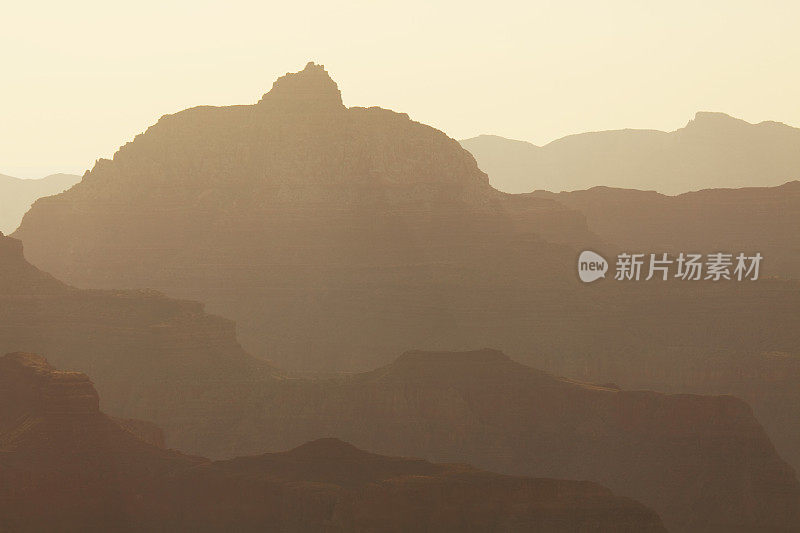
[0, 352, 665, 532]
[11, 62, 594, 373]
[0, 172, 80, 234]
[461, 112, 800, 193]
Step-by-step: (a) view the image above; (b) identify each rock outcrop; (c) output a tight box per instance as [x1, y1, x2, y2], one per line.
[0, 353, 665, 532]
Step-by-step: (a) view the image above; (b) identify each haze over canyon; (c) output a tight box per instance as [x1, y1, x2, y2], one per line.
[4, 61, 800, 532]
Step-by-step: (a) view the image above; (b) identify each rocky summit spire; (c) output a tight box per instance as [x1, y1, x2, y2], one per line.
[258, 61, 344, 110]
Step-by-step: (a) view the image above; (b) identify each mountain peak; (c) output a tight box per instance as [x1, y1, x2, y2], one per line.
[258, 61, 344, 110]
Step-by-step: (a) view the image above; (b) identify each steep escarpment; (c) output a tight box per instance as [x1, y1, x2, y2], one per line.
[0, 353, 665, 533]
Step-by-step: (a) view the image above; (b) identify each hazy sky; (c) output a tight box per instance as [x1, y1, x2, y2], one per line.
[3, 0, 799, 178]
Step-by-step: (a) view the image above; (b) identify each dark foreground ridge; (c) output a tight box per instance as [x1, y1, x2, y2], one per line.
[0, 352, 665, 532]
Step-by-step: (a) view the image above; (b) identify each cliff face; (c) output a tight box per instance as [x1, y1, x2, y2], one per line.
[0, 353, 665, 533]
[461, 112, 800, 194]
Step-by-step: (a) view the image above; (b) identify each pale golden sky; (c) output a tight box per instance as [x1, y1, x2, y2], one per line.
[3, 0, 799, 178]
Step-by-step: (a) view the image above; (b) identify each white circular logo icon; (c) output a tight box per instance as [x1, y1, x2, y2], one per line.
[578, 251, 608, 282]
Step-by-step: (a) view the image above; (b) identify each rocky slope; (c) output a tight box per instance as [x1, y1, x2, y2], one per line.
[0, 352, 665, 532]
[0, 172, 80, 234]
[461, 112, 800, 194]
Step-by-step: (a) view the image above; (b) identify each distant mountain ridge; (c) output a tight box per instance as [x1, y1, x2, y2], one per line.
[0, 173, 81, 234]
[461, 112, 800, 193]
